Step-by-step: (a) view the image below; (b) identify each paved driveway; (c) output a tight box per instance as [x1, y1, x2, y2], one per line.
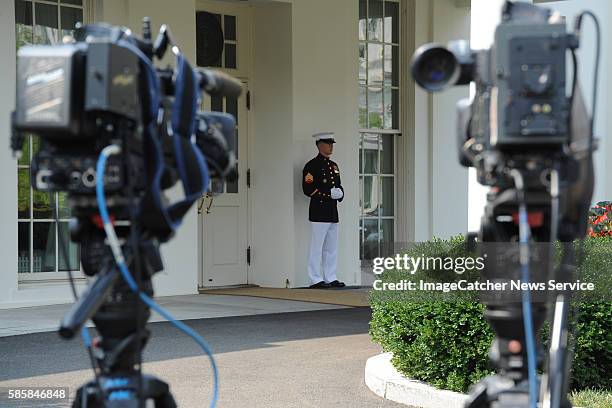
[0, 308, 404, 407]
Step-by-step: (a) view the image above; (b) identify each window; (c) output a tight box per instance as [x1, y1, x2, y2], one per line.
[16, 0, 84, 277]
[208, 94, 240, 194]
[196, 12, 238, 70]
[197, 11, 241, 194]
[358, 0, 400, 262]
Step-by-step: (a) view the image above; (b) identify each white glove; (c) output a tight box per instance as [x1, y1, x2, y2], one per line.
[331, 187, 343, 200]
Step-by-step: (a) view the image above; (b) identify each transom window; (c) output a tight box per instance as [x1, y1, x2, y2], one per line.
[196, 12, 237, 69]
[15, 0, 84, 277]
[358, 0, 400, 262]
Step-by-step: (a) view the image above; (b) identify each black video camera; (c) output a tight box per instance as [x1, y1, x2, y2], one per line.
[11, 22, 240, 241]
[411, 2, 601, 407]
[411, 0, 596, 241]
[10, 20, 245, 406]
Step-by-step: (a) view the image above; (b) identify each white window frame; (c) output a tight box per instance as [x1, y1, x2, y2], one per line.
[16, 0, 89, 283]
[359, 0, 401, 264]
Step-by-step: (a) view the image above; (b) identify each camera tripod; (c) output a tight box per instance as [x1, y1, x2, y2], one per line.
[465, 184, 575, 408]
[60, 226, 178, 408]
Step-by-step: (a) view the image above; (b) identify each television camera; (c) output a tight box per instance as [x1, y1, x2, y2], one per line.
[411, 2, 600, 408]
[11, 18, 242, 407]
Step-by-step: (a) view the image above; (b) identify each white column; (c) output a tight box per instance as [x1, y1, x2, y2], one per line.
[467, 0, 532, 232]
[0, 0, 18, 304]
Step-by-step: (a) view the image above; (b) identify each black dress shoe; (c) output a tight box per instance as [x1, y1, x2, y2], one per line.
[309, 281, 331, 289]
[329, 280, 346, 288]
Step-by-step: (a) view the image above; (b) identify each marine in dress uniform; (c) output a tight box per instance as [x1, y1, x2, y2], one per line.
[302, 132, 346, 289]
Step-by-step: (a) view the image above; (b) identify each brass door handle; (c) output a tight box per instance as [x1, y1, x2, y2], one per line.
[198, 193, 214, 214]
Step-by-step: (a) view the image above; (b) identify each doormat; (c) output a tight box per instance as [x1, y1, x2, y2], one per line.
[200, 287, 370, 307]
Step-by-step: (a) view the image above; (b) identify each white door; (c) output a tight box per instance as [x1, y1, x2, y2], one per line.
[196, 2, 251, 287]
[199, 82, 249, 287]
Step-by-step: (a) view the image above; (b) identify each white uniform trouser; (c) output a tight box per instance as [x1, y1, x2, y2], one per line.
[308, 222, 338, 284]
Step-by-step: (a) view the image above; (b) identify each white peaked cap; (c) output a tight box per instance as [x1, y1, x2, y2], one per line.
[312, 132, 336, 142]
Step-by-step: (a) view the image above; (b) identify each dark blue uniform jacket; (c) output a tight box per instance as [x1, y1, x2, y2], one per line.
[302, 154, 344, 223]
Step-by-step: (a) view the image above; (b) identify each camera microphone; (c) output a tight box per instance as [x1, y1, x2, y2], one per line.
[198, 69, 243, 98]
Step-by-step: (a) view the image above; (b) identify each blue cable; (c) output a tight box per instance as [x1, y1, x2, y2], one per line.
[518, 205, 538, 408]
[95, 148, 219, 408]
[81, 326, 93, 347]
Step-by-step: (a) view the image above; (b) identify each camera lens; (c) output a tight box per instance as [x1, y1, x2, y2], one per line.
[411, 44, 460, 92]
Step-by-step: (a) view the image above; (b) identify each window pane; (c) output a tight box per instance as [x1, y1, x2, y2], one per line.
[392, 88, 399, 129]
[367, 0, 383, 42]
[233, 128, 238, 160]
[381, 134, 394, 174]
[367, 43, 382, 85]
[359, 86, 367, 128]
[205, 16, 222, 68]
[58, 222, 79, 271]
[392, 45, 399, 87]
[18, 222, 30, 273]
[359, 43, 366, 83]
[31, 135, 41, 155]
[58, 191, 72, 218]
[211, 95, 223, 112]
[226, 96, 238, 124]
[15, 0, 33, 25]
[60, 6, 82, 30]
[362, 175, 379, 216]
[381, 219, 394, 257]
[359, 218, 364, 260]
[362, 133, 378, 173]
[61, 0, 83, 5]
[384, 1, 399, 44]
[224, 15, 236, 40]
[211, 178, 223, 194]
[18, 135, 30, 166]
[16, 23, 34, 49]
[226, 164, 238, 193]
[33, 222, 55, 272]
[35, 3, 58, 28]
[367, 87, 383, 128]
[359, 175, 363, 209]
[18, 168, 30, 219]
[34, 24, 61, 45]
[224, 43, 236, 68]
[359, 136, 363, 173]
[33, 190, 53, 219]
[383, 44, 393, 86]
[359, 0, 367, 41]
[383, 88, 398, 129]
[381, 176, 394, 216]
[362, 218, 379, 260]
[383, 87, 392, 129]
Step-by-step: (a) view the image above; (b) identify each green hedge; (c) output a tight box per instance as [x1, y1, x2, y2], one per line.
[369, 236, 612, 393]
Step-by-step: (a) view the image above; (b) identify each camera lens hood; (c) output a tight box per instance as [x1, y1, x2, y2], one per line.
[411, 43, 461, 92]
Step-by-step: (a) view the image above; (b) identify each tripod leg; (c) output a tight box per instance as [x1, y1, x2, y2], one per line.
[142, 375, 178, 408]
[72, 383, 101, 408]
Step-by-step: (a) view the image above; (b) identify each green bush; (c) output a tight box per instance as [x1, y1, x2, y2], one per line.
[369, 236, 612, 393]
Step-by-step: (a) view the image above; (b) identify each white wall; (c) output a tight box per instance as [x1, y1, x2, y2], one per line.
[544, 0, 612, 204]
[411, 0, 471, 240]
[250, 2, 295, 287]
[467, 0, 506, 232]
[123, 0, 200, 296]
[468, 0, 612, 231]
[90, 0, 202, 297]
[431, 0, 470, 238]
[291, 0, 361, 287]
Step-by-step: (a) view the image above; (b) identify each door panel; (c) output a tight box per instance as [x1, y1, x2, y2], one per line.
[199, 80, 249, 287]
